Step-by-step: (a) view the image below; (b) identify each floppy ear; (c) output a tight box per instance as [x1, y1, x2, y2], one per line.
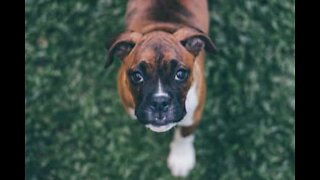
[105, 32, 142, 69]
[174, 27, 217, 57]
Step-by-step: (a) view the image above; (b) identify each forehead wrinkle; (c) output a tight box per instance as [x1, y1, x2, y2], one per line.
[134, 32, 188, 74]
[143, 31, 178, 47]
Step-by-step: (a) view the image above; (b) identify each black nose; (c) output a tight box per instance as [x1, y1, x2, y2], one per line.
[150, 95, 171, 112]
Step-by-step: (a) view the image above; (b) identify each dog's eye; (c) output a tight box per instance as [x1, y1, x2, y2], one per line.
[130, 71, 144, 84]
[175, 69, 189, 82]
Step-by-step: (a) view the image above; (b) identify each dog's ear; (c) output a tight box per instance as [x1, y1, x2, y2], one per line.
[105, 32, 142, 69]
[174, 27, 217, 57]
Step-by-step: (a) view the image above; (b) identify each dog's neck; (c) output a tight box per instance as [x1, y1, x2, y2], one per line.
[125, 0, 209, 34]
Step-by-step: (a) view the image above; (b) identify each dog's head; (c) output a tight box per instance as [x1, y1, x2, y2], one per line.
[105, 27, 216, 132]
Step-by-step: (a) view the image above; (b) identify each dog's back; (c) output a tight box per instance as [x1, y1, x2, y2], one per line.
[125, 0, 209, 34]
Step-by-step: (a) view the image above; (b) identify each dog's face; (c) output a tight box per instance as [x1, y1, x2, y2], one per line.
[127, 31, 194, 128]
[106, 28, 216, 131]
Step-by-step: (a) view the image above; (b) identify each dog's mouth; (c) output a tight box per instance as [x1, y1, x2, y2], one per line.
[145, 123, 177, 133]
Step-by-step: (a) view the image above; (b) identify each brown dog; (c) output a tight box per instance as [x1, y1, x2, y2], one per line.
[105, 0, 216, 177]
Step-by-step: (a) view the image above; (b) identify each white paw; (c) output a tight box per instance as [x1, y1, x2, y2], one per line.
[128, 108, 137, 119]
[167, 134, 195, 177]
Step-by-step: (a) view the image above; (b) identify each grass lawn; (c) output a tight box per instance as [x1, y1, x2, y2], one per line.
[25, 0, 295, 179]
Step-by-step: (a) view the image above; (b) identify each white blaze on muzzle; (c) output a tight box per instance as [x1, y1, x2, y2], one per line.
[154, 79, 169, 97]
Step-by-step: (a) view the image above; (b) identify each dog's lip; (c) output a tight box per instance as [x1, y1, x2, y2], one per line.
[146, 123, 177, 133]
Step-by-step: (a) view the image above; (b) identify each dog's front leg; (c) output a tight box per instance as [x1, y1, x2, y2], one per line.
[167, 126, 197, 177]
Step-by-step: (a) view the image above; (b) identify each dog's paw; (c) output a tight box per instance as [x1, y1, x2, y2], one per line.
[128, 108, 137, 119]
[167, 135, 195, 177]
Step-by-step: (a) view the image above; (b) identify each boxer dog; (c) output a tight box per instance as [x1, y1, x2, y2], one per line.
[105, 0, 216, 177]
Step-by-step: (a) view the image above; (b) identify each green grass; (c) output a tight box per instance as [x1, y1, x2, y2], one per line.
[25, 0, 295, 179]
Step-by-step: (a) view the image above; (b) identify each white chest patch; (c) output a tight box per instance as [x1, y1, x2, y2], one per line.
[177, 82, 198, 126]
